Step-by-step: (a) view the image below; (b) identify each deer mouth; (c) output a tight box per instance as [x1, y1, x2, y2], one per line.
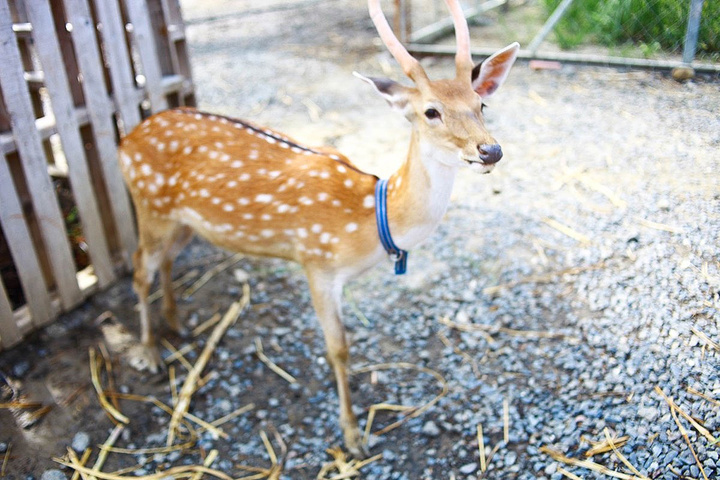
[463, 157, 495, 173]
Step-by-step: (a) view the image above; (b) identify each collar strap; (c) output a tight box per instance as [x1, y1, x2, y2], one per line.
[375, 179, 408, 274]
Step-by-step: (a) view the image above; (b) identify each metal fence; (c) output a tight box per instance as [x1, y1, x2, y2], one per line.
[0, 0, 195, 350]
[397, 0, 719, 73]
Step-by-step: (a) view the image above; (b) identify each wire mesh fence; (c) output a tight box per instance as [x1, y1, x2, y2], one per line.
[401, 0, 719, 72]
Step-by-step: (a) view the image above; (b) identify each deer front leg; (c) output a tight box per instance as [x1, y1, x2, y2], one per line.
[307, 271, 368, 458]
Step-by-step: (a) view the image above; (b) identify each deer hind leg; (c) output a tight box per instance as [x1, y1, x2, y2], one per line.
[159, 225, 193, 335]
[130, 217, 182, 372]
[307, 271, 367, 458]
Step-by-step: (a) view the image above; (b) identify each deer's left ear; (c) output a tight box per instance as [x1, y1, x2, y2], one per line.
[471, 42, 520, 98]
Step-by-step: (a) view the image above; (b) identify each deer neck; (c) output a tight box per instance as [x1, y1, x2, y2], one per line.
[386, 130, 458, 251]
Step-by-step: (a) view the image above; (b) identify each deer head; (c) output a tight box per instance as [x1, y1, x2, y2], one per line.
[357, 0, 519, 174]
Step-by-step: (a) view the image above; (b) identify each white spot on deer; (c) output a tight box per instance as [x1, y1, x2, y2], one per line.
[290, 206, 299, 213]
[331, 237, 340, 244]
[291, 146, 303, 154]
[296, 182, 305, 189]
[148, 183, 158, 194]
[317, 192, 329, 201]
[211, 126, 220, 133]
[168, 175, 178, 187]
[330, 154, 340, 160]
[268, 170, 281, 179]
[395, 176, 403, 188]
[234, 231, 245, 238]
[211, 197, 221, 205]
[137, 180, 146, 189]
[183, 146, 193, 155]
[297, 228, 308, 239]
[177, 192, 185, 201]
[198, 145, 208, 153]
[279, 142, 290, 149]
[332, 199, 341, 207]
[299, 196, 313, 206]
[157, 142, 166, 151]
[240, 173, 251, 181]
[199, 189, 210, 198]
[169, 141, 179, 152]
[194, 113, 202, 120]
[149, 137, 158, 145]
[155, 173, 165, 186]
[182, 181, 190, 189]
[226, 180, 237, 188]
[344, 179, 354, 188]
[249, 150, 259, 160]
[277, 204, 290, 213]
[319, 232, 331, 244]
[140, 164, 152, 176]
[153, 198, 163, 207]
[220, 153, 231, 162]
[248, 235, 260, 242]
[256, 194, 273, 203]
[283, 229, 295, 237]
[223, 204, 234, 212]
[243, 213, 254, 220]
[257, 168, 267, 175]
[120, 152, 131, 166]
[265, 136, 276, 144]
[128, 168, 136, 180]
[320, 171, 330, 179]
[209, 151, 219, 159]
[231, 160, 244, 168]
[287, 178, 297, 186]
[311, 224, 322, 234]
[278, 184, 287, 192]
[133, 152, 142, 162]
[261, 214, 272, 221]
[325, 252, 334, 259]
[261, 229, 275, 238]
[363, 195, 374, 208]
[238, 198, 250, 206]
[345, 222, 358, 233]
[308, 170, 319, 177]
[336, 165, 346, 173]
[197, 174, 206, 181]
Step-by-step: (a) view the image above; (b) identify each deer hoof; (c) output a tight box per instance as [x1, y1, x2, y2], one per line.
[127, 344, 165, 373]
[344, 428, 369, 459]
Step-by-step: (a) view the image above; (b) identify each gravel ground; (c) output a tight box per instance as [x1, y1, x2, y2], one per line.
[1, 1, 718, 479]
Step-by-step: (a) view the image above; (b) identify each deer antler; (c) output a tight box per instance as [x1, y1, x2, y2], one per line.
[368, 0, 475, 83]
[367, 0, 429, 84]
[443, 0, 474, 78]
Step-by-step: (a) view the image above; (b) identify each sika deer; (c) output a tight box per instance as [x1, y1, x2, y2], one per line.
[119, 0, 519, 456]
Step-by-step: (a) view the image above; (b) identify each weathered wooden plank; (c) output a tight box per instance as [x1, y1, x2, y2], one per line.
[0, 274, 22, 350]
[0, 0, 83, 311]
[0, 152, 54, 327]
[92, 0, 142, 133]
[62, 0, 138, 267]
[25, 0, 116, 288]
[123, 0, 169, 113]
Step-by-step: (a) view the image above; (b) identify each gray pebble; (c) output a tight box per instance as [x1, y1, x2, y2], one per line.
[40, 471, 66, 480]
[71, 432, 90, 452]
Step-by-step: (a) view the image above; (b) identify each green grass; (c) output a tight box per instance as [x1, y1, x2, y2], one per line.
[541, 0, 720, 56]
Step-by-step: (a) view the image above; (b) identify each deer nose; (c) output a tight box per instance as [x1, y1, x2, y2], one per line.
[478, 144, 503, 164]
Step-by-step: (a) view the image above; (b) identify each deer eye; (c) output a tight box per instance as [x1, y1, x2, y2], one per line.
[424, 108, 441, 121]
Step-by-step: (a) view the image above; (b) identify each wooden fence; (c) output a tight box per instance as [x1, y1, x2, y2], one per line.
[0, 0, 195, 350]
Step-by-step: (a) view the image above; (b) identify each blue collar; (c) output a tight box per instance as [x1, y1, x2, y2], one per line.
[375, 179, 408, 274]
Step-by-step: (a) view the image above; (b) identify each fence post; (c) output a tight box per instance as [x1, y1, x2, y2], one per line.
[682, 0, 705, 65]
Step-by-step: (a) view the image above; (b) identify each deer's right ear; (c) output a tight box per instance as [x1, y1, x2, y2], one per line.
[354, 72, 412, 115]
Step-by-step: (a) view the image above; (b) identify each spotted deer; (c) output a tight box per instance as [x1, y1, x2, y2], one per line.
[119, 0, 519, 456]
